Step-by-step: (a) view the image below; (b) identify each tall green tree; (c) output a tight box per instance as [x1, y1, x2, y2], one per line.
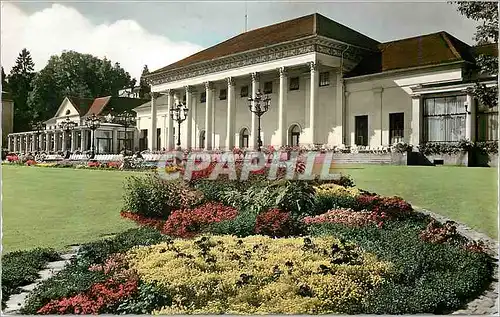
[1, 66, 8, 92]
[454, 1, 498, 108]
[139, 64, 151, 99]
[8, 48, 36, 132]
[28, 51, 134, 120]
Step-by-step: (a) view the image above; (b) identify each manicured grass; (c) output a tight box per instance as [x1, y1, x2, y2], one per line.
[2, 164, 497, 252]
[2, 165, 136, 252]
[334, 165, 498, 239]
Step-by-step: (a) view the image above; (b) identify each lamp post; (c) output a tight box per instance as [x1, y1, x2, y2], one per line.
[85, 113, 101, 159]
[31, 121, 46, 152]
[170, 102, 189, 149]
[247, 89, 271, 151]
[58, 116, 77, 152]
[115, 111, 136, 155]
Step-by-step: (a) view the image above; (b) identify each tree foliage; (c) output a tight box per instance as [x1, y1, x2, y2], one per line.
[139, 65, 151, 99]
[28, 51, 134, 120]
[7, 48, 36, 132]
[454, 1, 498, 108]
[1, 66, 8, 92]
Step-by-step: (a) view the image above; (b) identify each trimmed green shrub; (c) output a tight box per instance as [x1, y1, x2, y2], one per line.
[1, 248, 60, 309]
[122, 173, 203, 219]
[115, 282, 172, 314]
[210, 209, 259, 237]
[307, 219, 494, 314]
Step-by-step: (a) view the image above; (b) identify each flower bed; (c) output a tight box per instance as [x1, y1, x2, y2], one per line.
[18, 174, 495, 315]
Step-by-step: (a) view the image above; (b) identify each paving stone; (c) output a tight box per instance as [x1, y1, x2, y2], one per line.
[19, 283, 38, 292]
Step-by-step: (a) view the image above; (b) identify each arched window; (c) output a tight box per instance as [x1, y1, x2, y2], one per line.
[199, 130, 206, 149]
[239, 128, 249, 148]
[289, 124, 301, 146]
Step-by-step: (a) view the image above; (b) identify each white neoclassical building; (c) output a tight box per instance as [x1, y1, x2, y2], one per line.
[136, 13, 497, 152]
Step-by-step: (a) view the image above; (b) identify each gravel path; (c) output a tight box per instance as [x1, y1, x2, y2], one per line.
[2, 246, 81, 315]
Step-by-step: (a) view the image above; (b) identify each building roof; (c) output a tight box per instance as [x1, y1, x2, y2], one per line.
[85, 96, 149, 116]
[134, 94, 169, 111]
[67, 97, 94, 116]
[346, 31, 478, 77]
[148, 13, 380, 76]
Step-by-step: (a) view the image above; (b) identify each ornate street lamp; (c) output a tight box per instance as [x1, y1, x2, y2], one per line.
[248, 89, 271, 151]
[85, 113, 101, 159]
[170, 102, 189, 148]
[31, 121, 46, 152]
[115, 111, 136, 155]
[58, 116, 77, 152]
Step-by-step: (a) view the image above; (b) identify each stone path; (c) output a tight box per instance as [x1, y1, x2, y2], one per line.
[417, 208, 499, 315]
[2, 246, 80, 315]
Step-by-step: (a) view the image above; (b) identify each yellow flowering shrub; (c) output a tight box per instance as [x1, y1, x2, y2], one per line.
[126, 235, 392, 314]
[314, 183, 361, 197]
[36, 163, 58, 168]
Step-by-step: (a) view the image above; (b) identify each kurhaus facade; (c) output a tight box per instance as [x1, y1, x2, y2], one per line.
[137, 13, 497, 151]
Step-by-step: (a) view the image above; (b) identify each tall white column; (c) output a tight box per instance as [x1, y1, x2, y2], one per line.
[186, 86, 193, 149]
[191, 92, 198, 148]
[167, 90, 175, 150]
[69, 131, 74, 152]
[160, 115, 167, 150]
[38, 134, 43, 152]
[465, 93, 476, 142]
[309, 62, 319, 145]
[410, 94, 422, 148]
[335, 70, 344, 145]
[205, 81, 214, 150]
[46, 132, 51, 152]
[80, 129, 86, 151]
[25, 134, 30, 153]
[12, 136, 16, 152]
[53, 131, 59, 152]
[251, 72, 260, 149]
[148, 90, 157, 151]
[226, 77, 236, 149]
[62, 131, 67, 151]
[373, 87, 384, 146]
[112, 129, 118, 153]
[278, 67, 288, 147]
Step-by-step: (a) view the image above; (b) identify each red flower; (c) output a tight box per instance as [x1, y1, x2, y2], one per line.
[255, 209, 293, 237]
[37, 278, 138, 315]
[120, 211, 165, 230]
[162, 202, 238, 238]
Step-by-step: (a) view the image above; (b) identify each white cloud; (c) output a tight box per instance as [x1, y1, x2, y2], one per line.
[1, 2, 203, 80]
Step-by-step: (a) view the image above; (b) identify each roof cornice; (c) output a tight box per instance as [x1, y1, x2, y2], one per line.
[344, 61, 467, 82]
[146, 36, 374, 86]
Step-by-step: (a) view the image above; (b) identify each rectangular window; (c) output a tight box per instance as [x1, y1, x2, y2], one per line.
[139, 129, 147, 151]
[389, 112, 404, 144]
[156, 128, 161, 149]
[219, 88, 227, 100]
[263, 81, 273, 94]
[289, 77, 299, 91]
[423, 95, 466, 142]
[477, 104, 498, 141]
[355, 115, 368, 146]
[240, 85, 249, 98]
[319, 72, 330, 87]
[200, 92, 206, 103]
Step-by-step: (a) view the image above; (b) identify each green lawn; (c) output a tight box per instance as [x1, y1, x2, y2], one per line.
[1, 164, 497, 252]
[336, 165, 498, 239]
[2, 166, 136, 252]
